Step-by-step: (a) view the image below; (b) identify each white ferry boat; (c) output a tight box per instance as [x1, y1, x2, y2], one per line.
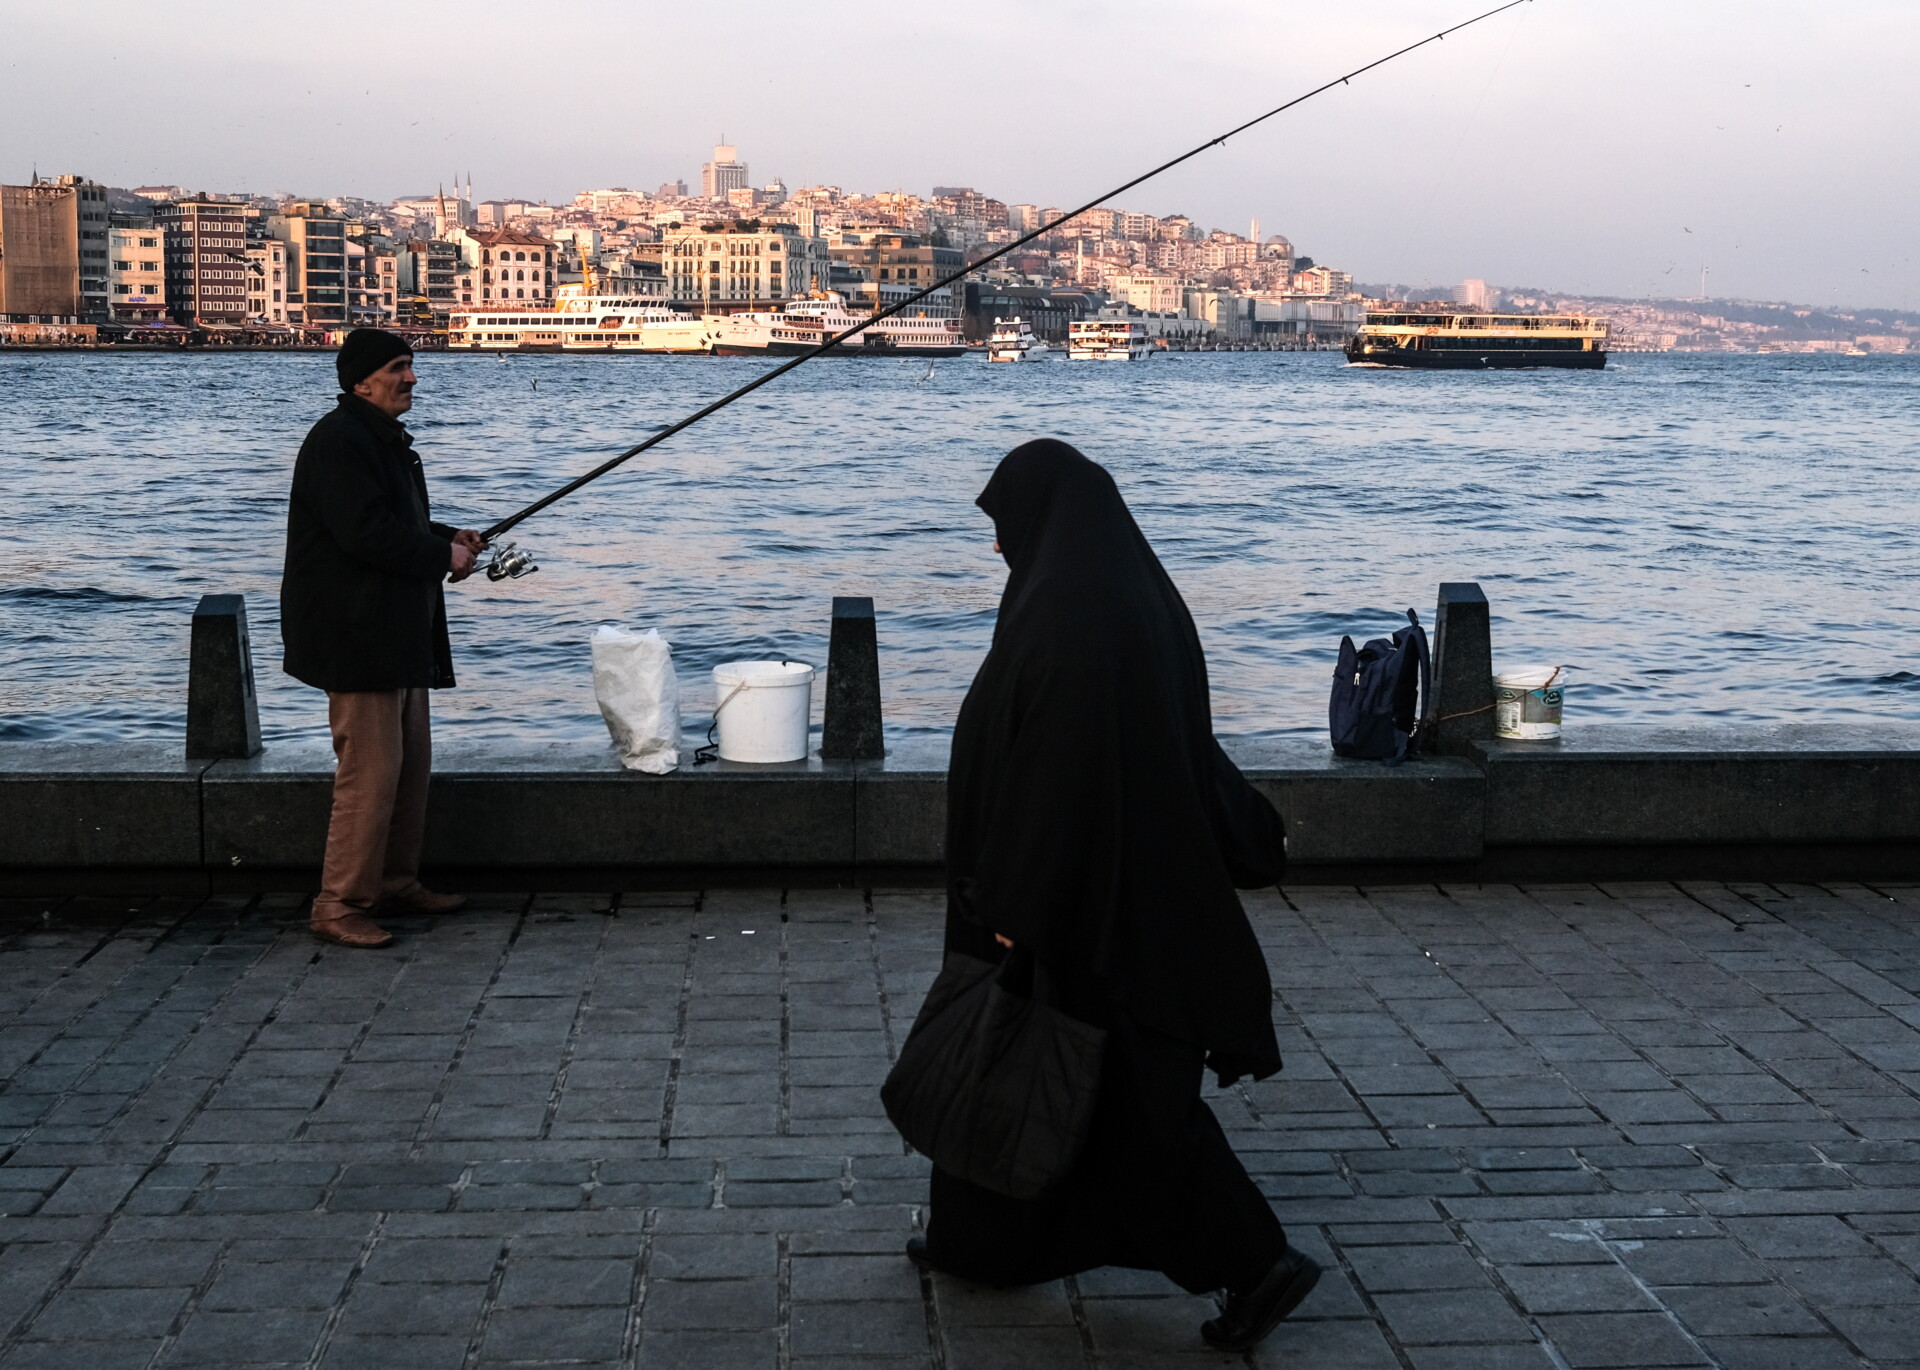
[1068, 318, 1153, 361]
[448, 288, 717, 353]
[986, 316, 1051, 363]
[714, 292, 967, 358]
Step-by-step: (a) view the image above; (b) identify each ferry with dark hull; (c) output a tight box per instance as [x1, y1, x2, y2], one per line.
[1346, 311, 1609, 369]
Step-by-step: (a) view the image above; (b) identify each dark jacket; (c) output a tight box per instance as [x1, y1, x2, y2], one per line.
[281, 394, 456, 692]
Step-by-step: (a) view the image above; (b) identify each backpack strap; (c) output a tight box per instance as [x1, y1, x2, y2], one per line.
[1388, 609, 1433, 766]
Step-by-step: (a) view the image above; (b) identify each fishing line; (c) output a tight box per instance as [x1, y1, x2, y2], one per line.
[476, 0, 1534, 570]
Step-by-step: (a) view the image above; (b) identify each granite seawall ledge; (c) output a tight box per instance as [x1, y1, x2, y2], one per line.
[2, 726, 1917, 892]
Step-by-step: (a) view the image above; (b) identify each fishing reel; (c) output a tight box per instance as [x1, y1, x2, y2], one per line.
[484, 541, 539, 581]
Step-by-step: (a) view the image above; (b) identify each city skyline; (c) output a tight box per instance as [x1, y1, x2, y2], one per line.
[7, 2, 1919, 309]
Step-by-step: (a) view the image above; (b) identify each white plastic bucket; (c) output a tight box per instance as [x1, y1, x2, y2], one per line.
[1494, 665, 1568, 740]
[711, 660, 815, 762]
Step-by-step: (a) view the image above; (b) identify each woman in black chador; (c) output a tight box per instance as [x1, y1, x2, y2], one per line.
[910, 439, 1320, 1351]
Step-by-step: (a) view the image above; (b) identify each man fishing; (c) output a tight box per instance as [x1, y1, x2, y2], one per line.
[281, 327, 486, 948]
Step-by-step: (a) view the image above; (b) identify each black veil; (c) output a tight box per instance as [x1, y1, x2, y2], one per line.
[945, 439, 1286, 1082]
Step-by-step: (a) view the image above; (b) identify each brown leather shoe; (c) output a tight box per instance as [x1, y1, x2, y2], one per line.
[310, 911, 395, 948]
[377, 884, 468, 916]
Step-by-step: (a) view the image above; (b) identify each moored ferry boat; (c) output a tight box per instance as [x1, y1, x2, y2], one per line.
[1346, 311, 1609, 369]
[986, 316, 1050, 363]
[1068, 319, 1153, 361]
[448, 289, 717, 353]
[712, 292, 967, 358]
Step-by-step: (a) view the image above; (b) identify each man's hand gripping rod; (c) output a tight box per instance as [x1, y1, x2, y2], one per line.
[473, 0, 1531, 583]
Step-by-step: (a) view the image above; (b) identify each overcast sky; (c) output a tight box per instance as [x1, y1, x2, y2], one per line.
[7, 1, 1915, 308]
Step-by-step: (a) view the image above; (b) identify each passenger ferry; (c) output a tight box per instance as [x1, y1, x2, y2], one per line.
[1346, 311, 1609, 369]
[712, 295, 966, 358]
[448, 290, 717, 353]
[1068, 319, 1153, 361]
[986, 317, 1051, 363]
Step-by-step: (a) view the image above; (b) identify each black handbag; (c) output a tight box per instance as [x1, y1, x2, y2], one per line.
[880, 949, 1107, 1200]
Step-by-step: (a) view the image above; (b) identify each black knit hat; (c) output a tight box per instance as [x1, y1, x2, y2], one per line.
[336, 327, 414, 393]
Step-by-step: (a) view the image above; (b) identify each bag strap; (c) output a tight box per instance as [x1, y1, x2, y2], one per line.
[1389, 609, 1432, 766]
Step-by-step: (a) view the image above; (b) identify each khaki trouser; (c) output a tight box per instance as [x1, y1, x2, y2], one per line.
[313, 688, 431, 920]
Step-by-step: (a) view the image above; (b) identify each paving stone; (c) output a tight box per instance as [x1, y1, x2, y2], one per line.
[70, 1240, 220, 1288]
[1614, 1238, 1773, 1285]
[202, 1257, 354, 1309]
[1768, 1255, 1920, 1306]
[1371, 1289, 1534, 1345]
[335, 1280, 488, 1337]
[635, 1329, 780, 1370]
[1498, 1262, 1658, 1314]
[480, 1304, 629, 1361]
[496, 1257, 635, 1307]
[1344, 1244, 1494, 1293]
[27, 1286, 189, 1340]
[642, 1277, 778, 1329]
[0, 1341, 161, 1370]
[1656, 1283, 1829, 1337]
[1402, 1345, 1561, 1370]
[1533, 1312, 1709, 1367]
[788, 1298, 929, 1357]
[1691, 1336, 1868, 1370]
[320, 1334, 472, 1370]
[167, 1307, 331, 1362]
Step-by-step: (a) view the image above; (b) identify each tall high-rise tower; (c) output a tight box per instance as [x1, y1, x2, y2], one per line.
[702, 140, 750, 200]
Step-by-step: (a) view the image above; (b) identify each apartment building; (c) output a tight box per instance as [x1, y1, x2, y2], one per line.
[454, 228, 556, 304]
[50, 176, 112, 320]
[1107, 271, 1183, 314]
[108, 219, 167, 321]
[156, 199, 251, 326]
[397, 239, 461, 323]
[265, 203, 349, 326]
[662, 221, 827, 310]
[244, 239, 288, 324]
[826, 229, 962, 316]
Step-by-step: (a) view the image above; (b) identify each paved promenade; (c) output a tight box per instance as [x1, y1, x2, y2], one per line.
[2, 882, 1918, 1369]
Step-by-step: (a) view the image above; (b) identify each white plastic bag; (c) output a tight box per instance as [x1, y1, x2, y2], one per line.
[592, 626, 681, 774]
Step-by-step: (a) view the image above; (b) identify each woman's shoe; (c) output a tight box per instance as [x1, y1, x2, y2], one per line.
[1200, 1245, 1322, 1351]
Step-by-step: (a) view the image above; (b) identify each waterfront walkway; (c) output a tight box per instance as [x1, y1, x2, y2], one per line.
[2, 882, 1918, 1369]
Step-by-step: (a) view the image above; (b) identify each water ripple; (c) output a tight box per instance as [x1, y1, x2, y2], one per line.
[1, 350, 1917, 745]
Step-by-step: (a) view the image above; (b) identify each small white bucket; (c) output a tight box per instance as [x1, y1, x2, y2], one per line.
[1494, 664, 1568, 740]
[711, 660, 815, 762]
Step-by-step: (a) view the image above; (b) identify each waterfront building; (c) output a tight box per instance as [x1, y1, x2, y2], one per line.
[701, 143, 750, 200]
[1456, 278, 1490, 310]
[0, 180, 81, 322]
[1290, 264, 1353, 297]
[961, 282, 1096, 342]
[397, 239, 461, 323]
[244, 239, 289, 324]
[453, 228, 557, 304]
[342, 225, 398, 324]
[663, 220, 828, 311]
[108, 218, 167, 322]
[1107, 271, 1183, 315]
[158, 198, 252, 327]
[826, 229, 962, 317]
[264, 204, 345, 326]
[46, 176, 112, 321]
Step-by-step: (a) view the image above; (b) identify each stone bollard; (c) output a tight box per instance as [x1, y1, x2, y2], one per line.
[186, 594, 263, 760]
[1427, 582, 1494, 756]
[820, 596, 884, 760]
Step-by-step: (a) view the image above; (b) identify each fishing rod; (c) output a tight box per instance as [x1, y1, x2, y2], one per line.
[476, 0, 1533, 581]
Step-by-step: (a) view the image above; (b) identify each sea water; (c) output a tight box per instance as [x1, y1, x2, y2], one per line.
[3, 350, 1916, 746]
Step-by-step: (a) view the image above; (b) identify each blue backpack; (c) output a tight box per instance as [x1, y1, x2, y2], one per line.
[1329, 609, 1431, 763]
